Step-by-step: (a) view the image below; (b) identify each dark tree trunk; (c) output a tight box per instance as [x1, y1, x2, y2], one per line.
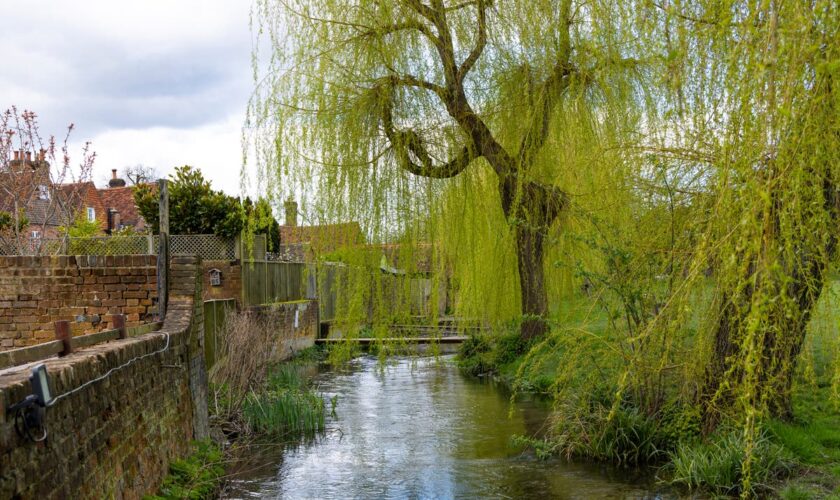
[700, 275, 822, 432]
[515, 224, 549, 340]
[700, 177, 838, 432]
[499, 176, 566, 341]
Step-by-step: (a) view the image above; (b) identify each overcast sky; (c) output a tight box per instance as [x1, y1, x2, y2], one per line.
[1, 1, 256, 195]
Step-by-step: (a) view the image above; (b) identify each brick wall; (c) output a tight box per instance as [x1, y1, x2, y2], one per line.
[0, 257, 207, 499]
[0, 255, 157, 350]
[201, 260, 241, 305]
[248, 300, 319, 361]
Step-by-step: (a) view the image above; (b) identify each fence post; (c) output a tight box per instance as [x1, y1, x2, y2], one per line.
[55, 320, 73, 356]
[112, 314, 127, 339]
[157, 179, 170, 320]
[264, 260, 269, 303]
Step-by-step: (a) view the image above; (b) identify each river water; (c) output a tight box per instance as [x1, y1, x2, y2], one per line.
[223, 356, 665, 499]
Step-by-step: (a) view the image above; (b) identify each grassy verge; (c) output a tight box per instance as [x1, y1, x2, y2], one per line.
[772, 387, 840, 499]
[207, 345, 330, 495]
[144, 440, 225, 500]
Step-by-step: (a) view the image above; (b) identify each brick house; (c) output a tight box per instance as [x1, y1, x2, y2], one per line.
[59, 181, 108, 231]
[97, 169, 149, 233]
[0, 151, 105, 242]
[0, 154, 150, 255]
[276, 200, 365, 261]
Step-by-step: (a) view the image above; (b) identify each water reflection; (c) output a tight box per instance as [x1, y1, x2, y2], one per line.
[224, 356, 666, 499]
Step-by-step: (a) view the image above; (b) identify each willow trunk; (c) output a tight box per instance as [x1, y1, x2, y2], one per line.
[515, 224, 549, 340]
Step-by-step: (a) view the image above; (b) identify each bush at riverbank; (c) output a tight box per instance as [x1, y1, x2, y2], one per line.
[457, 290, 840, 498]
[145, 440, 225, 500]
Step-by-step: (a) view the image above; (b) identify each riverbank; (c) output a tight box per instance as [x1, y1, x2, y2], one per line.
[221, 354, 667, 498]
[145, 347, 328, 499]
[456, 292, 840, 498]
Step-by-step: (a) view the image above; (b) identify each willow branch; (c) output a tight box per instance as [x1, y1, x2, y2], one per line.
[517, 0, 573, 168]
[399, 0, 514, 177]
[457, 0, 487, 82]
[381, 74, 445, 99]
[403, 0, 437, 24]
[361, 19, 443, 50]
[379, 89, 474, 179]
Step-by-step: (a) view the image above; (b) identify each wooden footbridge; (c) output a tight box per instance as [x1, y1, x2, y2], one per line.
[315, 317, 480, 345]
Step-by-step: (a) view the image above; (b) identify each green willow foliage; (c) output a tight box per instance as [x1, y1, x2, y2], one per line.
[247, 0, 839, 493]
[246, 0, 653, 336]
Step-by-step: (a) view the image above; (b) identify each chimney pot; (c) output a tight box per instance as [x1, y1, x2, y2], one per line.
[25, 151, 31, 161]
[13, 151, 19, 161]
[112, 169, 118, 179]
[38, 149, 45, 161]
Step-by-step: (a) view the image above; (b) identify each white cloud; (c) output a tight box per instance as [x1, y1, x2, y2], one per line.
[1, 0, 258, 197]
[82, 113, 258, 196]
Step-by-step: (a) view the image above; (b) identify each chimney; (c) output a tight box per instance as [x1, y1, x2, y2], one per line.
[108, 209, 121, 234]
[108, 169, 126, 188]
[25, 151, 31, 162]
[284, 199, 298, 227]
[38, 149, 45, 161]
[13, 151, 19, 161]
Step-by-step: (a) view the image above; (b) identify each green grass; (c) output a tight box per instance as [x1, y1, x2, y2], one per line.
[241, 364, 326, 437]
[144, 440, 225, 500]
[767, 387, 840, 497]
[768, 278, 840, 498]
[667, 429, 793, 497]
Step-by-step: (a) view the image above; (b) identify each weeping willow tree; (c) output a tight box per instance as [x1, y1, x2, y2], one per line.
[642, 1, 840, 432]
[247, 0, 657, 339]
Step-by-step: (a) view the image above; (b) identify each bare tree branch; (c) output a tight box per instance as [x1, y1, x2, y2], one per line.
[379, 87, 474, 179]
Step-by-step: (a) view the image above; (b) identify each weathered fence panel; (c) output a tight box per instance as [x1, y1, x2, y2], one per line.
[318, 264, 341, 323]
[241, 261, 306, 306]
[203, 299, 235, 369]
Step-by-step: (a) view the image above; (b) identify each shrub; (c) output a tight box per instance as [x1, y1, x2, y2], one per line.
[456, 334, 495, 376]
[145, 440, 225, 500]
[667, 429, 793, 497]
[457, 329, 528, 377]
[537, 399, 668, 466]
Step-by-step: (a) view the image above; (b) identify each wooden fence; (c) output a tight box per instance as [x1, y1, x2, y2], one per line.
[203, 299, 235, 370]
[317, 263, 440, 324]
[241, 261, 311, 307]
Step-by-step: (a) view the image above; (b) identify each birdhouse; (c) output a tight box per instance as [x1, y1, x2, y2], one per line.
[208, 268, 222, 287]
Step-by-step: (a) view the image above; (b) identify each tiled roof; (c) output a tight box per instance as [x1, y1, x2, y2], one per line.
[98, 186, 147, 230]
[279, 222, 365, 253]
[0, 169, 70, 226]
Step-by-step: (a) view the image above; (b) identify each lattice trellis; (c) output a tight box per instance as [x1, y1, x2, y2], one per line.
[66, 236, 152, 255]
[0, 236, 152, 256]
[0, 234, 237, 259]
[170, 234, 236, 260]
